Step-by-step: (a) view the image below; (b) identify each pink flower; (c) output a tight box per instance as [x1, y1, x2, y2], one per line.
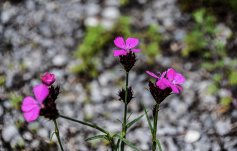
[113, 37, 140, 57]
[165, 68, 185, 94]
[146, 71, 171, 90]
[41, 72, 55, 86]
[21, 84, 49, 122]
[146, 68, 185, 94]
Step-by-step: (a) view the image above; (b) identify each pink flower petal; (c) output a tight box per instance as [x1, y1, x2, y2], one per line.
[174, 73, 185, 84]
[170, 84, 180, 94]
[23, 106, 40, 122]
[33, 84, 49, 103]
[156, 78, 171, 90]
[114, 37, 126, 49]
[113, 50, 127, 57]
[21, 97, 39, 112]
[126, 38, 139, 49]
[146, 71, 159, 79]
[131, 49, 140, 53]
[166, 68, 176, 81]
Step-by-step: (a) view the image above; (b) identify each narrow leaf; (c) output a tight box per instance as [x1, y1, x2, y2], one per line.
[115, 134, 141, 151]
[126, 114, 144, 129]
[143, 105, 153, 134]
[85, 134, 108, 141]
[156, 139, 163, 151]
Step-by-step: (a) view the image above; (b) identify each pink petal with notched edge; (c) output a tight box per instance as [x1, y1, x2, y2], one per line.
[166, 68, 176, 82]
[23, 106, 40, 122]
[174, 73, 185, 84]
[21, 97, 39, 112]
[170, 84, 180, 94]
[176, 85, 183, 92]
[113, 50, 127, 57]
[33, 84, 49, 103]
[114, 37, 126, 49]
[131, 49, 140, 53]
[146, 71, 159, 79]
[126, 38, 139, 49]
[156, 78, 171, 90]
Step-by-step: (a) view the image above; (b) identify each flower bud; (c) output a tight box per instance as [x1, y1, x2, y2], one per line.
[118, 87, 133, 104]
[41, 72, 56, 86]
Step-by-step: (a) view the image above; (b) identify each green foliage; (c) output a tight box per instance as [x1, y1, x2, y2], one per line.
[182, 9, 216, 57]
[228, 70, 237, 86]
[0, 75, 5, 86]
[10, 93, 22, 109]
[120, 0, 129, 6]
[220, 97, 232, 106]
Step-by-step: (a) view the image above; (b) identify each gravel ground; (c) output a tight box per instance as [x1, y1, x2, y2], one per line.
[0, 0, 237, 151]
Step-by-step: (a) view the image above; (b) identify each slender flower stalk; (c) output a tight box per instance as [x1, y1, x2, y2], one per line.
[53, 119, 64, 151]
[152, 104, 160, 151]
[121, 72, 129, 151]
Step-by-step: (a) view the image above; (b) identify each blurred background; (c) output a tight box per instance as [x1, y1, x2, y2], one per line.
[0, 0, 237, 150]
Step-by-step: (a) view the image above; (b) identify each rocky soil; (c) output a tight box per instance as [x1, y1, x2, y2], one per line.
[0, 0, 236, 150]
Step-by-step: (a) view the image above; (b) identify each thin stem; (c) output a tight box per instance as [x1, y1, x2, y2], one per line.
[53, 119, 64, 151]
[152, 104, 160, 151]
[59, 114, 109, 135]
[121, 72, 129, 151]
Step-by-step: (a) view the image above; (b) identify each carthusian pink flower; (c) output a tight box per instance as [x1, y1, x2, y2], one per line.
[41, 72, 55, 86]
[146, 68, 185, 94]
[113, 37, 140, 57]
[21, 84, 49, 122]
[165, 68, 185, 94]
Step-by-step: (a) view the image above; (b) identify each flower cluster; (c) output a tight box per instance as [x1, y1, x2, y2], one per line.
[146, 68, 185, 104]
[21, 72, 59, 122]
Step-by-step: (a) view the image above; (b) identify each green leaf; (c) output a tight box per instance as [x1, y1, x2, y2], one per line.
[143, 105, 153, 134]
[50, 132, 56, 141]
[85, 134, 108, 141]
[126, 114, 144, 129]
[156, 139, 163, 151]
[114, 134, 141, 151]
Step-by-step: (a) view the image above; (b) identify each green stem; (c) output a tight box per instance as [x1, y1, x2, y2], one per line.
[152, 104, 160, 151]
[53, 119, 64, 151]
[59, 115, 109, 135]
[121, 72, 129, 151]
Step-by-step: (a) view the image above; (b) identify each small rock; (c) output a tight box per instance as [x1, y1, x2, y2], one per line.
[52, 54, 67, 66]
[2, 125, 18, 142]
[185, 130, 201, 143]
[37, 129, 49, 138]
[102, 7, 120, 20]
[90, 80, 104, 103]
[23, 132, 33, 140]
[215, 119, 231, 135]
[84, 17, 99, 27]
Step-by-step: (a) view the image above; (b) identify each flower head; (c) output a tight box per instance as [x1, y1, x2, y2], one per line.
[41, 72, 56, 86]
[146, 68, 185, 94]
[21, 84, 49, 122]
[113, 37, 140, 57]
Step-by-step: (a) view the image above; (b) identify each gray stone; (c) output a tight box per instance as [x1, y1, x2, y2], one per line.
[102, 7, 120, 20]
[2, 125, 18, 142]
[52, 54, 67, 66]
[184, 130, 201, 143]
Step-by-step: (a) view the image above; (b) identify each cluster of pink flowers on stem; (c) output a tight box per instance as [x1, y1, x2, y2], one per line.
[21, 72, 56, 122]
